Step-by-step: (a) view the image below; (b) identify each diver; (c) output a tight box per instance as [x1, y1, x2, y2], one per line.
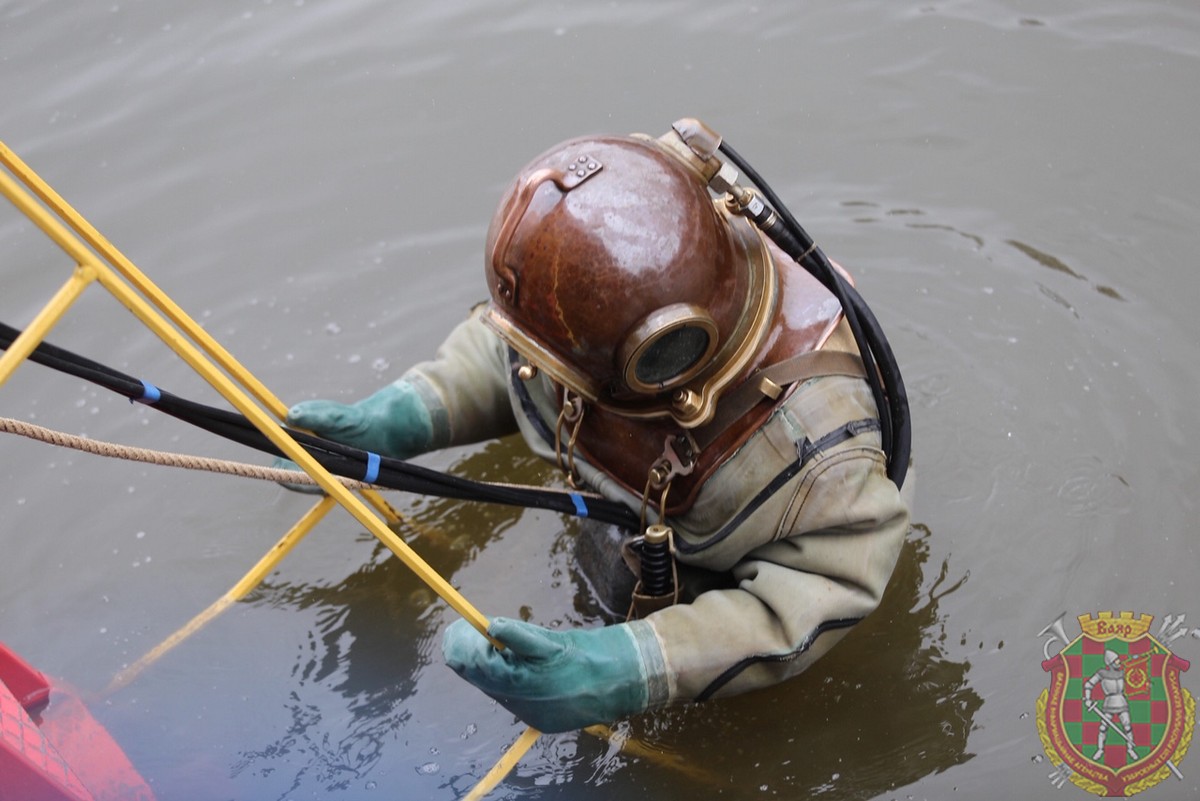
[285, 119, 912, 733]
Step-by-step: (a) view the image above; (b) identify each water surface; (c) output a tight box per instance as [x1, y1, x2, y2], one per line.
[2, 2, 1199, 799]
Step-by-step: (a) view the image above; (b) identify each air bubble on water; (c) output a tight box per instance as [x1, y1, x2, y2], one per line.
[417, 762, 439, 775]
[325, 322, 342, 335]
[371, 357, 390, 372]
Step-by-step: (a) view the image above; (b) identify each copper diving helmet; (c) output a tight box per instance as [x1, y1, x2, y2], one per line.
[483, 119, 779, 429]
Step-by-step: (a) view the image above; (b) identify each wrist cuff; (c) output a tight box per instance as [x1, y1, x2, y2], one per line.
[626, 619, 672, 708]
[401, 372, 451, 450]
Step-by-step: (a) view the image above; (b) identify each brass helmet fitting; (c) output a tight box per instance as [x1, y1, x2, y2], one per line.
[483, 119, 778, 428]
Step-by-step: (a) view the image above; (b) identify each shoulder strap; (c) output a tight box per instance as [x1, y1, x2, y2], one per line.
[693, 350, 867, 451]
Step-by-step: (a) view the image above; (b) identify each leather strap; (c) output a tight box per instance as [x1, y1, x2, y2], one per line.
[694, 350, 867, 451]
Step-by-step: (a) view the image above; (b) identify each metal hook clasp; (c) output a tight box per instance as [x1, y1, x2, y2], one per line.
[637, 433, 696, 533]
[554, 387, 586, 488]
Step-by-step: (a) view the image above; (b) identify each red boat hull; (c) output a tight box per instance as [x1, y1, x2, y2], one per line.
[0, 642, 155, 801]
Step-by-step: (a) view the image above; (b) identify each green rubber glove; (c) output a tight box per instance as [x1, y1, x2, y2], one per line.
[442, 617, 651, 733]
[286, 379, 435, 459]
[269, 457, 326, 494]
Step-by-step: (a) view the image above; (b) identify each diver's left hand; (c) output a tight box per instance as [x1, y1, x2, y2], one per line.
[442, 617, 651, 733]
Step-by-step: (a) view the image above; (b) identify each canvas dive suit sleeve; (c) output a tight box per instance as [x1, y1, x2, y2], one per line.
[639, 371, 911, 704]
[402, 305, 519, 448]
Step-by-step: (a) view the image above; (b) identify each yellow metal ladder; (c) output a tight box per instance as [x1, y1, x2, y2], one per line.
[0, 141, 536, 800]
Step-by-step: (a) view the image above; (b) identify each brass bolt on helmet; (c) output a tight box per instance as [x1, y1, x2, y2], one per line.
[483, 119, 779, 428]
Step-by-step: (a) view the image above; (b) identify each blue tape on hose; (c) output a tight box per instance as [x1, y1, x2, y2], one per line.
[133, 380, 161, 404]
[569, 492, 589, 518]
[363, 452, 381, 484]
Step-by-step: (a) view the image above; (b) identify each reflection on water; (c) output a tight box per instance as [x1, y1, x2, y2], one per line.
[225, 442, 537, 799]
[846, 200, 1126, 303]
[520, 522, 982, 801]
[230, 551, 428, 796]
[1005, 239, 1125, 302]
[193, 438, 978, 800]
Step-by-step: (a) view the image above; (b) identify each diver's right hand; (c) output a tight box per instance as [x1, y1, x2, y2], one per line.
[286, 379, 434, 460]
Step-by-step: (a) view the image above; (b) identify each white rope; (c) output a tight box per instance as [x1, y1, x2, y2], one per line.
[0, 415, 370, 488]
[0, 414, 605, 500]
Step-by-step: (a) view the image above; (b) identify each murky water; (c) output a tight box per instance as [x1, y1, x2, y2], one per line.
[3, 1, 1199, 799]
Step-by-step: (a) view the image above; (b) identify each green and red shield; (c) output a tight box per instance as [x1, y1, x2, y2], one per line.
[1036, 614, 1195, 797]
